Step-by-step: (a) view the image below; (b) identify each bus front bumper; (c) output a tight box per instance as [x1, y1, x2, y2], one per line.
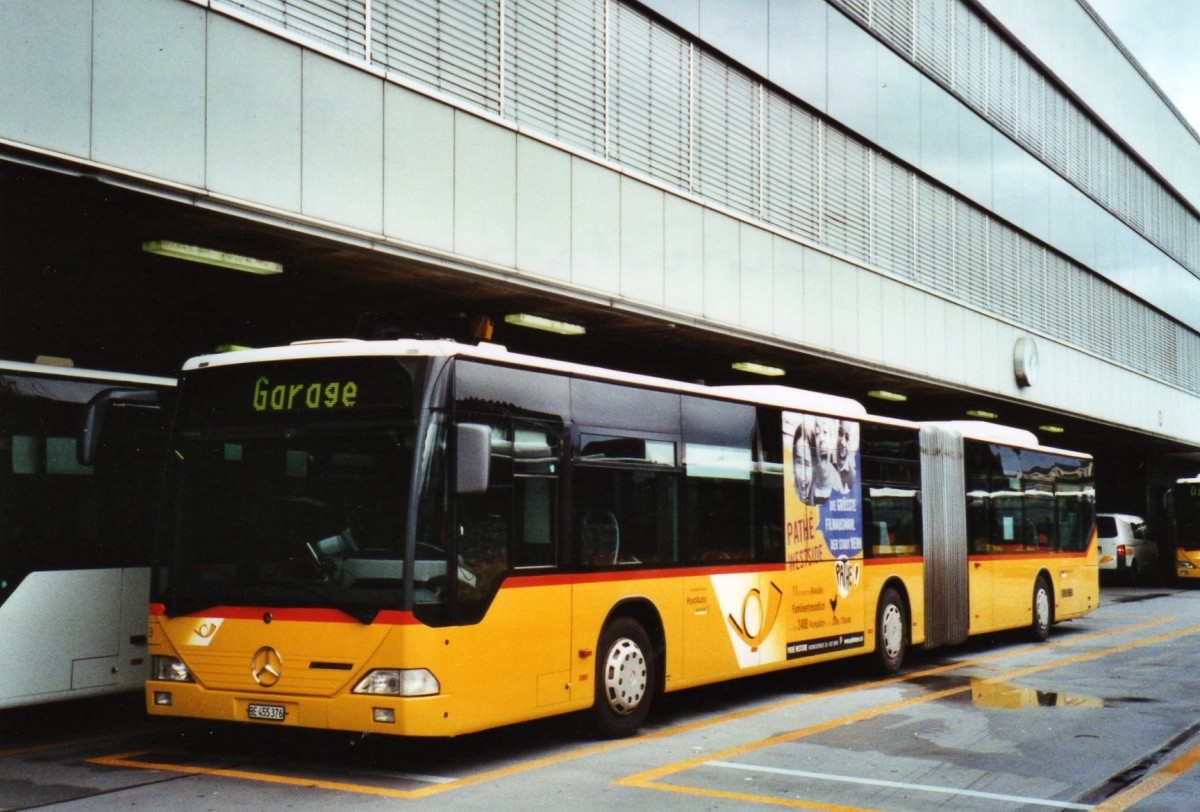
[146, 681, 454, 737]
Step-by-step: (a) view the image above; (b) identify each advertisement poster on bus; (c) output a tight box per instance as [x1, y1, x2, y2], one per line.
[782, 411, 865, 659]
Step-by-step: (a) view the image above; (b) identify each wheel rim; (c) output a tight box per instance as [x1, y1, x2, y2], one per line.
[601, 637, 648, 716]
[1035, 586, 1050, 630]
[880, 602, 903, 660]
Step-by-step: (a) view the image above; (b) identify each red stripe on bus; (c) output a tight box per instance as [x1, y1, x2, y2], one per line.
[150, 604, 418, 625]
[504, 563, 786, 588]
[968, 550, 1092, 562]
[863, 556, 923, 566]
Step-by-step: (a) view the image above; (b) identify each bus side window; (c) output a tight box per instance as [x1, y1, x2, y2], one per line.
[456, 422, 512, 602]
[454, 418, 562, 618]
[685, 442, 753, 562]
[860, 423, 922, 559]
[755, 408, 784, 562]
[573, 465, 678, 567]
[513, 426, 559, 568]
[683, 398, 755, 563]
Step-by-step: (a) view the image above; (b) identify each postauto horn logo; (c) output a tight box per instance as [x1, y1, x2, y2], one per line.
[725, 582, 784, 648]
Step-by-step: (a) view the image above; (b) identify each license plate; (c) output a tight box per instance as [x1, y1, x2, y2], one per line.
[247, 703, 286, 722]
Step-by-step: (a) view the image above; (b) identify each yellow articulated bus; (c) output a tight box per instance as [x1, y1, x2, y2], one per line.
[146, 340, 1097, 737]
[1172, 478, 1200, 580]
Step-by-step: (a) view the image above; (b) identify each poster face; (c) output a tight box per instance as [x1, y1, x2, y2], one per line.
[782, 412, 865, 659]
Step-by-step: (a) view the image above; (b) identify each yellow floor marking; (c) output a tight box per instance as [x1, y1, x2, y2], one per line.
[1, 734, 130, 759]
[89, 751, 429, 798]
[626, 616, 1173, 746]
[1090, 734, 1200, 811]
[79, 616, 1179, 800]
[616, 622, 1200, 810]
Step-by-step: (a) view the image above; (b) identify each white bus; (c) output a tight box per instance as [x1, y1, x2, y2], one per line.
[0, 360, 174, 709]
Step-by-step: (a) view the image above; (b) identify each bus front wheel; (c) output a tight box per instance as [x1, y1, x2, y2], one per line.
[874, 588, 907, 675]
[591, 617, 655, 738]
[1031, 576, 1053, 641]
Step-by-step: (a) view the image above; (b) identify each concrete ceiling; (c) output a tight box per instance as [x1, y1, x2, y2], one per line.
[3, 154, 1197, 479]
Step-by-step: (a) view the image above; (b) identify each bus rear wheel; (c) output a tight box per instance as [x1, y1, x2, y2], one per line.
[591, 617, 655, 738]
[1031, 576, 1053, 641]
[874, 588, 907, 675]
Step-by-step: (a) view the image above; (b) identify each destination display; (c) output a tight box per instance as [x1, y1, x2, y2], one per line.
[179, 357, 417, 427]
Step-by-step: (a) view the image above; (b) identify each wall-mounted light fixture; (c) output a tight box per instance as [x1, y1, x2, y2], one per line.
[731, 361, 785, 377]
[1038, 424, 1065, 434]
[867, 389, 907, 402]
[503, 313, 586, 335]
[966, 409, 999, 419]
[142, 240, 283, 275]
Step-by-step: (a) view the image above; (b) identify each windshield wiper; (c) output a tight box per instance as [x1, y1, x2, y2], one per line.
[164, 582, 381, 625]
[282, 581, 381, 625]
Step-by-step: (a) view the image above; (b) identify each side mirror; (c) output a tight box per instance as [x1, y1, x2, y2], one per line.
[456, 423, 492, 495]
[78, 388, 162, 467]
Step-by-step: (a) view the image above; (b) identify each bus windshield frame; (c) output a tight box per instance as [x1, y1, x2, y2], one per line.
[1174, 480, 1200, 552]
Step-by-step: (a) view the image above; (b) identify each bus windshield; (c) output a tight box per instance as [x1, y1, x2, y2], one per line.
[1175, 480, 1200, 552]
[156, 357, 426, 623]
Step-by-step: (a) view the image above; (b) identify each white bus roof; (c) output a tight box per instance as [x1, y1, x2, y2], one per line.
[183, 338, 879, 421]
[0, 358, 175, 387]
[924, 420, 1092, 460]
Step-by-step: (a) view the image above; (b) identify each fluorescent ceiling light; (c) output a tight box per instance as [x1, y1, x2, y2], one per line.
[966, 409, 998, 419]
[143, 240, 283, 275]
[867, 389, 907, 402]
[503, 313, 586, 335]
[731, 361, 785, 377]
[1039, 424, 1065, 434]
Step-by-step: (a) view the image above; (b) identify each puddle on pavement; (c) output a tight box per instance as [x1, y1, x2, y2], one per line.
[1111, 592, 1172, 604]
[913, 675, 1155, 709]
[967, 680, 1104, 709]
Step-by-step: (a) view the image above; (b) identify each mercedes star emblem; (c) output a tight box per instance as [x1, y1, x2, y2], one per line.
[251, 646, 283, 687]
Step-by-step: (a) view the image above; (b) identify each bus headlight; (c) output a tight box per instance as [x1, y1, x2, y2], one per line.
[151, 655, 194, 682]
[353, 668, 439, 697]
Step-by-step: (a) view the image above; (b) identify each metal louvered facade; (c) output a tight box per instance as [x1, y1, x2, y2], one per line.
[194, 0, 1200, 403]
[829, 0, 1200, 285]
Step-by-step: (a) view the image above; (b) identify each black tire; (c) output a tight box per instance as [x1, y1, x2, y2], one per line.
[591, 617, 655, 738]
[874, 587, 907, 675]
[1031, 576, 1053, 641]
[1125, 560, 1139, 586]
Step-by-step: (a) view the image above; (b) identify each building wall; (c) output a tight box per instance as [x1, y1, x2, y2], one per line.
[0, 0, 1197, 447]
[980, 0, 1200, 211]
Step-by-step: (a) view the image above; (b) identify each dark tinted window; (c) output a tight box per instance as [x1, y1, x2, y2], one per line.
[574, 466, 678, 567]
[571, 378, 679, 433]
[683, 397, 755, 562]
[0, 375, 169, 584]
[964, 441, 1094, 554]
[455, 361, 569, 419]
[861, 424, 922, 557]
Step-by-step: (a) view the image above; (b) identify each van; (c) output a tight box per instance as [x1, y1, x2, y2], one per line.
[1097, 513, 1157, 584]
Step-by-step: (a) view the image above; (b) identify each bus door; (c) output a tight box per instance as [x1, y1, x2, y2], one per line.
[965, 493, 996, 633]
[570, 430, 682, 685]
[680, 399, 797, 677]
[453, 417, 571, 711]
